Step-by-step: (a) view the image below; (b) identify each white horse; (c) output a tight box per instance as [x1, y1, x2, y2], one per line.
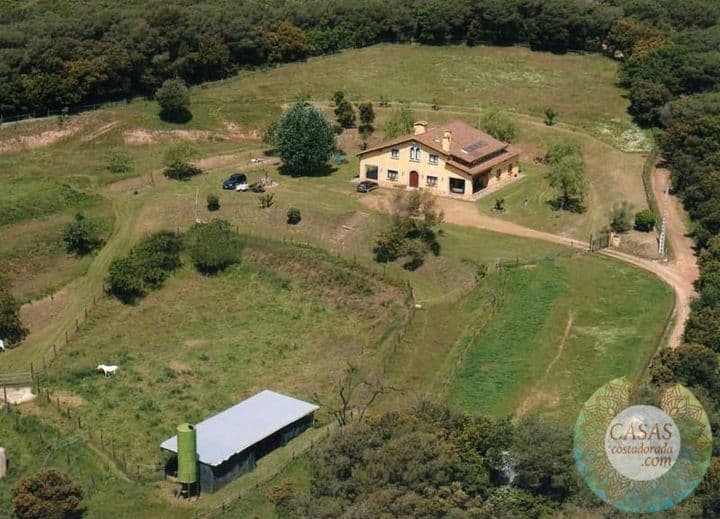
[97, 364, 119, 377]
[0, 339, 5, 353]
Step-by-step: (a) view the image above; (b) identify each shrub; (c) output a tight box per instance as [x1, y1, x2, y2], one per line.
[384, 104, 414, 138]
[544, 107, 558, 126]
[259, 193, 275, 208]
[107, 152, 132, 174]
[610, 201, 634, 233]
[163, 141, 202, 180]
[184, 220, 244, 274]
[0, 284, 27, 344]
[107, 255, 147, 302]
[12, 469, 84, 519]
[106, 231, 183, 302]
[62, 213, 102, 255]
[494, 198, 506, 212]
[207, 194, 220, 211]
[634, 209, 656, 232]
[287, 207, 301, 224]
[481, 108, 519, 142]
[155, 78, 192, 123]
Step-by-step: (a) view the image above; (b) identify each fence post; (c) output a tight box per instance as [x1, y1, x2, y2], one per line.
[30, 362, 34, 380]
[3, 385, 7, 412]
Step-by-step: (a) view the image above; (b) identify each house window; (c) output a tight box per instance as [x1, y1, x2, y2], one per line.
[410, 145, 420, 162]
[449, 178, 465, 194]
[429, 154, 439, 165]
[365, 165, 378, 180]
[390, 148, 399, 159]
[387, 170, 399, 181]
[426, 176, 438, 187]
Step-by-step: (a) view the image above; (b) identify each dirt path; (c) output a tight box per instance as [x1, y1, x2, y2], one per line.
[360, 188, 696, 350]
[650, 165, 699, 347]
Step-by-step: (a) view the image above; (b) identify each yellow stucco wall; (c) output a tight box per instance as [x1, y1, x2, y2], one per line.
[359, 140, 518, 200]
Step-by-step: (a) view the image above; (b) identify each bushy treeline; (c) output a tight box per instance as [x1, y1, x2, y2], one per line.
[4, 0, 718, 115]
[282, 402, 630, 517]
[618, 1, 720, 515]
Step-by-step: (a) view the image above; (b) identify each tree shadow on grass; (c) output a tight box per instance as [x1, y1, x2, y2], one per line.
[278, 162, 338, 178]
[546, 197, 586, 214]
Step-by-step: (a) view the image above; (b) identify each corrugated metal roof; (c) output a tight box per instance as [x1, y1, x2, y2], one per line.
[160, 390, 319, 467]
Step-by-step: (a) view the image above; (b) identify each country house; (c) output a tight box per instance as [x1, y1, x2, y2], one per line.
[357, 120, 520, 200]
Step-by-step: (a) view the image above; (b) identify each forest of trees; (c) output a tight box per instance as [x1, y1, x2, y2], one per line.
[2, 0, 717, 116]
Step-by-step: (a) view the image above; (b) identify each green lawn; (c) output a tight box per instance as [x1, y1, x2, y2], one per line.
[447, 254, 673, 423]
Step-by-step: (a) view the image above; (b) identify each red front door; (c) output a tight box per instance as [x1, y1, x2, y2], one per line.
[409, 170, 419, 188]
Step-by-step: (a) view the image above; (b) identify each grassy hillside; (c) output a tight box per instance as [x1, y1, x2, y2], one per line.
[446, 255, 673, 422]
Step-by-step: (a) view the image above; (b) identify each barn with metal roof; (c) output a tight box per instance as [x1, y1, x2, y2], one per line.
[160, 390, 318, 493]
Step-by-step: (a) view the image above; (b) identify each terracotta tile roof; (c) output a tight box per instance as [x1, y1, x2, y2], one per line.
[358, 120, 519, 175]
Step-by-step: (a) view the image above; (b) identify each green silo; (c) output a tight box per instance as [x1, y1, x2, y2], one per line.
[176, 423, 197, 485]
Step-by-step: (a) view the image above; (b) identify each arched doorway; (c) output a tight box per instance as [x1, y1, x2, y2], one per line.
[409, 170, 419, 188]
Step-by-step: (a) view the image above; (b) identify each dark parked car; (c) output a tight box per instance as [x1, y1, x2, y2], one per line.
[222, 173, 247, 190]
[356, 180, 379, 193]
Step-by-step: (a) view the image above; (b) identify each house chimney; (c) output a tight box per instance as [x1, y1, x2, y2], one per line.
[442, 130, 452, 152]
[413, 121, 428, 135]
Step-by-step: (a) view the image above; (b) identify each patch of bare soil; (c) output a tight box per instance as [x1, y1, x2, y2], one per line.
[0, 119, 84, 153]
[81, 120, 121, 142]
[614, 230, 662, 260]
[19, 289, 72, 334]
[51, 391, 85, 407]
[169, 360, 192, 375]
[122, 122, 259, 146]
[331, 211, 369, 245]
[0, 387, 36, 405]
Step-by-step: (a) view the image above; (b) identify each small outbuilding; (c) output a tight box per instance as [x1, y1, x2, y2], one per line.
[160, 390, 318, 493]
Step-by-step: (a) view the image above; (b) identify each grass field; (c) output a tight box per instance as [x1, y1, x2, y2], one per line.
[446, 255, 673, 422]
[43, 242, 407, 471]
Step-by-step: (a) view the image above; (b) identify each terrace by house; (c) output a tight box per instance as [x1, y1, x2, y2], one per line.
[357, 120, 520, 200]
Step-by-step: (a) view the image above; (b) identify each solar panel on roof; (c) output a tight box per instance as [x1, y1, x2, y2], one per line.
[462, 140, 487, 153]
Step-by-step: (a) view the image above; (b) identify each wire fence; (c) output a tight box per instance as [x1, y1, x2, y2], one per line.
[0, 99, 130, 127]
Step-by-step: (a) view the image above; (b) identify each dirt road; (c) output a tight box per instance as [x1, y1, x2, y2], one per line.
[360, 184, 697, 349]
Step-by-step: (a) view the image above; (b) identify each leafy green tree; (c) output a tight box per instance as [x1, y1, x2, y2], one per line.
[384, 104, 415, 138]
[334, 98, 355, 128]
[155, 78, 192, 123]
[546, 140, 587, 212]
[610, 201, 634, 233]
[106, 231, 182, 303]
[12, 469, 84, 519]
[512, 415, 579, 501]
[652, 343, 719, 392]
[373, 190, 443, 270]
[106, 256, 147, 303]
[62, 213, 102, 255]
[184, 220, 244, 274]
[685, 306, 720, 353]
[634, 209, 657, 232]
[163, 141, 202, 180]
[265, 21, 310, 63]
[275, 102, 336, 176]
[480, 107, 519, 142]
[629, 80, 672, 126]
[0, 277, 27, 344]
[357, 102, 375, 146]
